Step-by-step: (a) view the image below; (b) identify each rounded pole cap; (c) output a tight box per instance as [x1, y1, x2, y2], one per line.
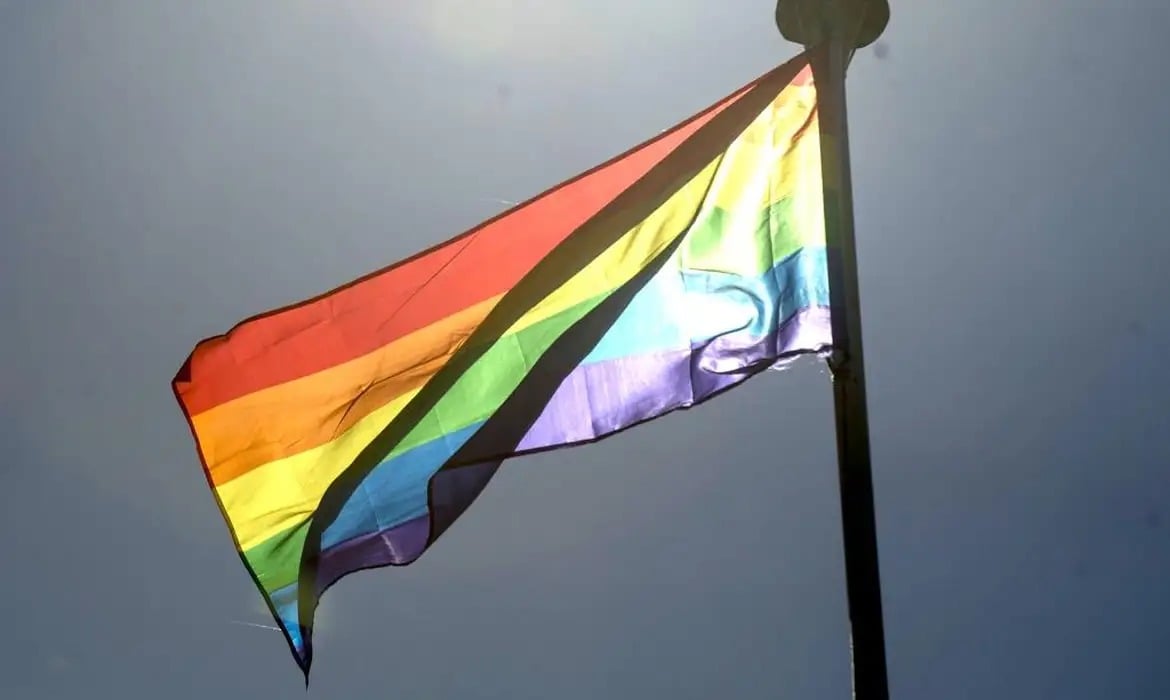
[775, 0, 889, 48]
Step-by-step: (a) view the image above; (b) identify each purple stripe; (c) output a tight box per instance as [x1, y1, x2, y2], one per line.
[308, 306, 831, 592]
[314, 514, 429, 591]
[518, 305, 832, 448]
[699, 305, 832, 376]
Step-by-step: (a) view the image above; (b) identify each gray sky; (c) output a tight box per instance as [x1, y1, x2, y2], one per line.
[2, 1, 1169, 698]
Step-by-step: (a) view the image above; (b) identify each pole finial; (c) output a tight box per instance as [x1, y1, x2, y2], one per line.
[775, 0, 889, 49]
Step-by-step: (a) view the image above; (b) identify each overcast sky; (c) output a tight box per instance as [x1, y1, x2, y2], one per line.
[2, 1, 1169, 698]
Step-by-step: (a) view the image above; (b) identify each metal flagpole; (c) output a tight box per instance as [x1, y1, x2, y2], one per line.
[774, 2, 891, 699]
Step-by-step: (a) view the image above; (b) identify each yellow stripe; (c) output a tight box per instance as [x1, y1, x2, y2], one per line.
[224, 156, 727, 552]
[707, 83, 818, 212]
[686, 88, 824, 274]
[192, 83, 820, 490]
[219, 80, 819, 553]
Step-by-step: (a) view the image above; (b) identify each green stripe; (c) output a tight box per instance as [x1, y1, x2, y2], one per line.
[681, 185, 824, 276]
[240, 193, 820, 593]
[242, 287, 615, 590]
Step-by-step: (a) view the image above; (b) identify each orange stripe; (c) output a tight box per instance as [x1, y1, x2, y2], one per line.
[194, 297, 499, 486]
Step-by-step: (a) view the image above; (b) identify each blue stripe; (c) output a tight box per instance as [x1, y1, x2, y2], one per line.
[269, 586, 305, 655]
[582, 245, 827, 363]
[320, 422, 484, 550]
[314, 245, 828, 555]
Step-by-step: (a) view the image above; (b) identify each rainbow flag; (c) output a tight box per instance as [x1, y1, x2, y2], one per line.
[173, 50, 830, 676]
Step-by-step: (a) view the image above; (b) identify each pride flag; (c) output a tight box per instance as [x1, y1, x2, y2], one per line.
[173, 50, 830, 676]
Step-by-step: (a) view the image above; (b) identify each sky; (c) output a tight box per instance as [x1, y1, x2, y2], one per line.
[2, 1, 1169, 698]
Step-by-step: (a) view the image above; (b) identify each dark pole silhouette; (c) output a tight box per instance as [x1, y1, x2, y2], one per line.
[775, 1, 891, 698]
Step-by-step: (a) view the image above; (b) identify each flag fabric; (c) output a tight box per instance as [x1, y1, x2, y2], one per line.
[172, 49, 829, 676]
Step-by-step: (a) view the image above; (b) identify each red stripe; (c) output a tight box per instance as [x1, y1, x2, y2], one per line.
[174, 80, 760, 416]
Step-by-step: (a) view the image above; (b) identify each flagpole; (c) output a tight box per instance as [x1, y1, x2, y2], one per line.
[775, 2, 890, 699]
